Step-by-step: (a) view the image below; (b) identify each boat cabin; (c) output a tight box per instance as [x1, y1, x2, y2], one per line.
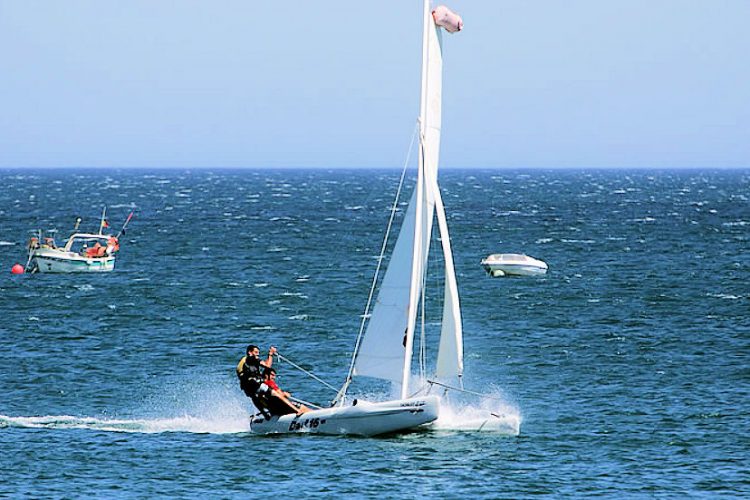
[62, 233, 117, 257]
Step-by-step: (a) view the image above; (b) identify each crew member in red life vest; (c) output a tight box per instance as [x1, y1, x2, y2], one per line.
[262, 367, 310, 416]
[86, 242, 103, 257]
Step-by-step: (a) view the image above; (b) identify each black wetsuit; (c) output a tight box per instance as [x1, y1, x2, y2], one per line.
[238, 356, 265, 397]
[237, 356, 274, 417]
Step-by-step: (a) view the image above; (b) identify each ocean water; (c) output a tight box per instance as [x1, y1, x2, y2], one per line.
[0, 168, 748, 498]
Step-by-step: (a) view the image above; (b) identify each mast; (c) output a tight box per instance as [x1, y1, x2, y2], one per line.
[400, 0, 434, 399]
[98, 207, 107, 235]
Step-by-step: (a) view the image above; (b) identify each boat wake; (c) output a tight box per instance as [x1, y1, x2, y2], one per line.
[0, 379, 253, 434]
[0, 413, 249, 434]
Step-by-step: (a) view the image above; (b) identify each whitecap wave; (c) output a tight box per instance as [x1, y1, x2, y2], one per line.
[706, 292, 742, 300]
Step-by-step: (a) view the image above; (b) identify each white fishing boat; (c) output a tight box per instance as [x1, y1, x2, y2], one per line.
[250, 2, 474, 436]
[25, 208, 133, 274]
[480, 253, 548, 277]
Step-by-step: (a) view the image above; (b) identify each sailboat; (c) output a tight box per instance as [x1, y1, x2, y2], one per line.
[250, 1, 465, 436]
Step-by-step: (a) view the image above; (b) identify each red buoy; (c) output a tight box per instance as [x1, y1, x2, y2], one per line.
[11, 264, 24, 274]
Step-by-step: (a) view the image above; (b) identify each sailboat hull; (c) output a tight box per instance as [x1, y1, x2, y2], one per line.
[249, 395, 440, 436]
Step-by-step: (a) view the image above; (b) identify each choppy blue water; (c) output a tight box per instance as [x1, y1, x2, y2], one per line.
[0, 168, 748, 498]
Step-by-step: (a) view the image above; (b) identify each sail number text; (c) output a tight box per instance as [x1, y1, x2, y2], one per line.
[289, 417, 322, 432]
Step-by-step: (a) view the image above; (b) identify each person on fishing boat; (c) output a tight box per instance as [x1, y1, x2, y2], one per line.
[262, 367, 310, 415]
[86, 242, 103, 257]
[107, 236, 119, 253]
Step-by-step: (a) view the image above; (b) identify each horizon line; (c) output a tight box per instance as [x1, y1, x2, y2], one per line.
[1, 165, 748, 171]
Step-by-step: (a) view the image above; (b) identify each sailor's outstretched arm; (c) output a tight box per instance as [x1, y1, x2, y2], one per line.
[261, 346, 277, 368]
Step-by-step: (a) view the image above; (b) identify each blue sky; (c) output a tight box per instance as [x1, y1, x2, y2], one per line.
[1, 1, 748, 169]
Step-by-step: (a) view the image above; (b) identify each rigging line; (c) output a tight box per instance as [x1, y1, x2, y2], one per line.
[419, 234, 427, 379]
[289, 395, 322, 410]
[417, 173, 425, 380]
[276, 353, 339, 394]
[23, 246, 35, 272]
[424, 218, 443, 379]
[425, 379, 508, 401]
[416, 220, 440, 382]
[432, 221, 444, 317]
[333, 121, 421, 405]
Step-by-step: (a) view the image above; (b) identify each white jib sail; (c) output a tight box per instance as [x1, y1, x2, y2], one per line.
[433, 182, 463, 381]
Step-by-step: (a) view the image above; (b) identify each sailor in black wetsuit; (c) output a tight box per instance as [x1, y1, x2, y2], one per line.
[237, 345, 275, 416]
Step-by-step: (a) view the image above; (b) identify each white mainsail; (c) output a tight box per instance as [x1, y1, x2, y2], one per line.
[352, 0, 463, 398]
[352, 188, 419, 383]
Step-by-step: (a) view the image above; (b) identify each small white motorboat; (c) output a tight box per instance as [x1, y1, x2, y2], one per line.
[25, 208, 132, 274]
[481, 253, 548, 277]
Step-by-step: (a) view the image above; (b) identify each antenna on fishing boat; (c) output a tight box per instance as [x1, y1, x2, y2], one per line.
[116, 210, 135, 238]
[73, 217, 81, 232]
[98, 207, 107, 235]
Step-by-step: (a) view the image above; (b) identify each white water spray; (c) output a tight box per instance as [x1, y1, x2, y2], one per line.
[344, 377, 522, 435]
[0, 375, 253, 434]
[432, 396, 522, 434]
